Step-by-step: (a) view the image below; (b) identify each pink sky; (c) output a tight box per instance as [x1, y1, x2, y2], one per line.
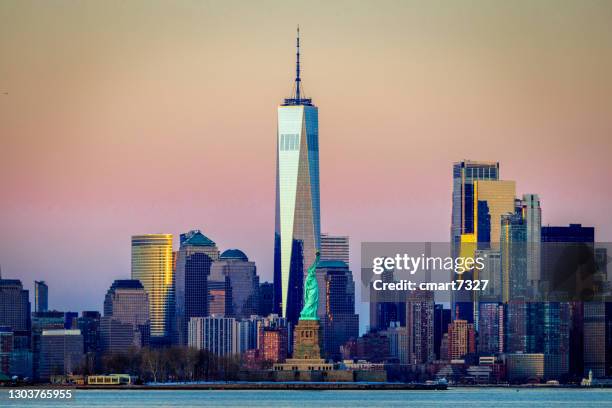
[1, 1, 611, 318]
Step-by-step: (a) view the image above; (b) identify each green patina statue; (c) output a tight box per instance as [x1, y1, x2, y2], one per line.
[299, 252, 320, 320]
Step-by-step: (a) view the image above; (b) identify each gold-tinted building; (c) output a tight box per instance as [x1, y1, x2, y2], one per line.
[131, 234, 173, 340]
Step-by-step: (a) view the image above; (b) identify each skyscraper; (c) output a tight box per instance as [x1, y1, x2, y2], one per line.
[0, 278, 30, 338]
[101, 279, 150, 352]
[583, 302, 612, 377]
[34, 281, 48, 313]
[274, 28, 321, 325]
[521, 194, 541, 288]
[405, 290, 435, 364]
[131, 234, 173, 342]
[434, 305, 451, 360]
[451, 160, 500, 246]
[315, 260, 359, 360]
[450, 160, 499, 322]
[320, 234, 349, 265]
[210, 249, 259, 320]
[174, 230, 219, 345]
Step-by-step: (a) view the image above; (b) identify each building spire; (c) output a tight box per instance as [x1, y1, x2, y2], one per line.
[283, 25, 312, 106]
[295, 25, 301, 102]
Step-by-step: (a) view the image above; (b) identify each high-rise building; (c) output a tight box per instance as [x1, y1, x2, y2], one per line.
[274, 29, 321, 325]
[257, 314, 292, 356]
[174, 230, 219, 345]
[521, 194, 541, 288]
[541, 224, 595, 297]
[500, 212, 528, 302]
[131, 234, 173, 342]
[477, 302, 504, 356]
[583, 302, 612, 377]
[0, 278, 30, 345]
[450, 160, 499, 322]
[236, 316, 262, 353]
[258, 282, 274, 317]
[451, 160, 500, 246]
[260, 326, 288, 363]
[77, 311, 101, 354]
[447, 319, 476, 360]
[64, 312, 78, 330]
[39, 329, 83, 381]
[369, 269, 405, 331]
[210, 249, 259, 320]
[101, 280, 150, 353]
[0, 327, 12, 376]
[31, 311, 64, 379]
[315, 260, 359, 360]
[434, 305, 451, 360]
[34, 281, 48, 313]
[188, 316, 238, 356]
[320, 234, 349, 265]
[405, 290, 435, 364]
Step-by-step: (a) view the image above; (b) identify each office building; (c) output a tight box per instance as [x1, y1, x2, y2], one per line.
[0, 327, 12, 375]
[500, 212, 528, 302]
[0, 278, 31, 334]
[31, 311, 64, 379]
[258, 282, 274, 317]
[320, 234, 349, 265]
[101, 280, 150, 352]
[274, 29, 321, 325]
[131, 234, 173, 341]
[315, 260, 359, 360]
[434, 305, 451, 360]
[583, 302, 612, 377]
[478, 303, 504, 355]
[450, 160, 499, 322]
[34, 281, 48, 313]
[210, 249, 259, 319]
[77, 311, 101, 354]
[39, 329, 83, 381]
[405, 290, 435, 364]
[541, 224, 595, 298]
[188, 316, 238, 356]
[521, 194, 542, 288]
[174, 230, 219, 345]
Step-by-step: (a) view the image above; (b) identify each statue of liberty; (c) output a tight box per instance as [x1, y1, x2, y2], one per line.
[299, 251, 320, 320]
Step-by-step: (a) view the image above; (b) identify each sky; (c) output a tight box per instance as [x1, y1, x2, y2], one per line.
[1, 1, 611, 330]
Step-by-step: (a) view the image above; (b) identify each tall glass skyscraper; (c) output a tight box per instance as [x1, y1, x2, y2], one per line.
[34, 280, 48, 313]
[131, 234, 173, 341]
[274, 28, 321, 325]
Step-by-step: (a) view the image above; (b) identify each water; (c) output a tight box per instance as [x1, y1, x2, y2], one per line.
[1, 388, 612, 407]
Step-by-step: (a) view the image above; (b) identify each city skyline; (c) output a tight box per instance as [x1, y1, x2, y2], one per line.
[2, 0, 612, 317]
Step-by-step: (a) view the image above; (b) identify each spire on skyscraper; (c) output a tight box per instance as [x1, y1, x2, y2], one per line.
[284, 25, 312, 106]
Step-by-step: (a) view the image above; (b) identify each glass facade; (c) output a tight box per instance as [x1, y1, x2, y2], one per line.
[274, 103, 321, 324]
[131, 234, 173, 340]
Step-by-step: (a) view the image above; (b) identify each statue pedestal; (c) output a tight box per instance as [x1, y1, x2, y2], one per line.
[292, 319, 322, 360]
[273, 319, 335, 374]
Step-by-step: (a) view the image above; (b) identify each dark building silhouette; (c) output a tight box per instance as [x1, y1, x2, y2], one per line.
[258, 282, 274, 317]
[434, 305, 451, 360]
[315, 260, 359, 361]
[174, 230, 219, 345]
